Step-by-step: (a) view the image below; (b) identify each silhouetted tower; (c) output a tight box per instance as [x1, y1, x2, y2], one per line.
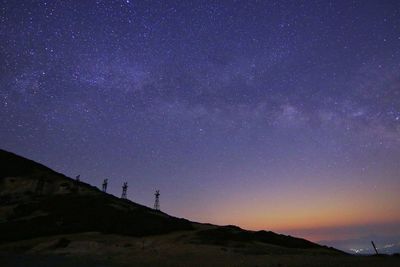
[75, 175, 80, 182]
[121, 182, 128, 199]
[102, 179, 108, 192]
[154, 190, 160, 211]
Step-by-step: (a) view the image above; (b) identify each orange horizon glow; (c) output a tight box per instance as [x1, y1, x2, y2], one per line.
[173, 174, 400, 242]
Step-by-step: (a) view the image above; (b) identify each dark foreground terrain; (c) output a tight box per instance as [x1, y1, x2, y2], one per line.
[1, 149, 399, 266]
[1, 234, 399, 267]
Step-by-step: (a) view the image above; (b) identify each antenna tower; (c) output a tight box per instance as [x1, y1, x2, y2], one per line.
[154, 190, 160, 211]
[102, 179, 108, 192]
[121, 182, 128, 199]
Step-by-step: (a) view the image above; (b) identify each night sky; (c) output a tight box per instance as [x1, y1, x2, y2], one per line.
[1, 0, 400, 245]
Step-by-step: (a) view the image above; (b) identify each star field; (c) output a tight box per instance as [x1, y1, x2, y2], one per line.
[1, 0, 400, 242]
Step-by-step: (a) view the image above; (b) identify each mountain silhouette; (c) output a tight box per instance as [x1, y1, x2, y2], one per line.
[0, 149, 342, 254]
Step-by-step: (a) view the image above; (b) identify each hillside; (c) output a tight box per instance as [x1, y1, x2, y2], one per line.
[0, 149, 335, 248]
[0, 149, 193, 242]
[7, 149, 397, 266]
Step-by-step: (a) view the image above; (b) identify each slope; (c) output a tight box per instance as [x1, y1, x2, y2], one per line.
[0, 149, 340, 255]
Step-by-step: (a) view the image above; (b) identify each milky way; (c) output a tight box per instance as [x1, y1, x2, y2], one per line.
[1, 1, 400, 242]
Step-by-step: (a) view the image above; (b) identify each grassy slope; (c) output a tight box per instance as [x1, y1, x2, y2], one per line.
[0, 149, 193, 242]
[0, 149, 340, 254]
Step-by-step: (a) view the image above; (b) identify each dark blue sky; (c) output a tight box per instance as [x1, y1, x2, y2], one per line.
[1, 0, 400, 245]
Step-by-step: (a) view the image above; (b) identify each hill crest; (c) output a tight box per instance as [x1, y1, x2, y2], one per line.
[0, 149, 342, 254]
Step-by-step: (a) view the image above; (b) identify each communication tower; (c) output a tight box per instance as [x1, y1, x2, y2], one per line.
[121, 182, 128, 199]
[154, 190, 160, 211]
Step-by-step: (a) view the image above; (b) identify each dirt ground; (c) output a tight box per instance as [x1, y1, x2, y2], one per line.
[1, 232, 399, 267]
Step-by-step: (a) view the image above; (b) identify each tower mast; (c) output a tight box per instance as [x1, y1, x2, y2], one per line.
[102, 179, 108, 192]
[121, 182, 128, 199]
[154, 190, 160, 211]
